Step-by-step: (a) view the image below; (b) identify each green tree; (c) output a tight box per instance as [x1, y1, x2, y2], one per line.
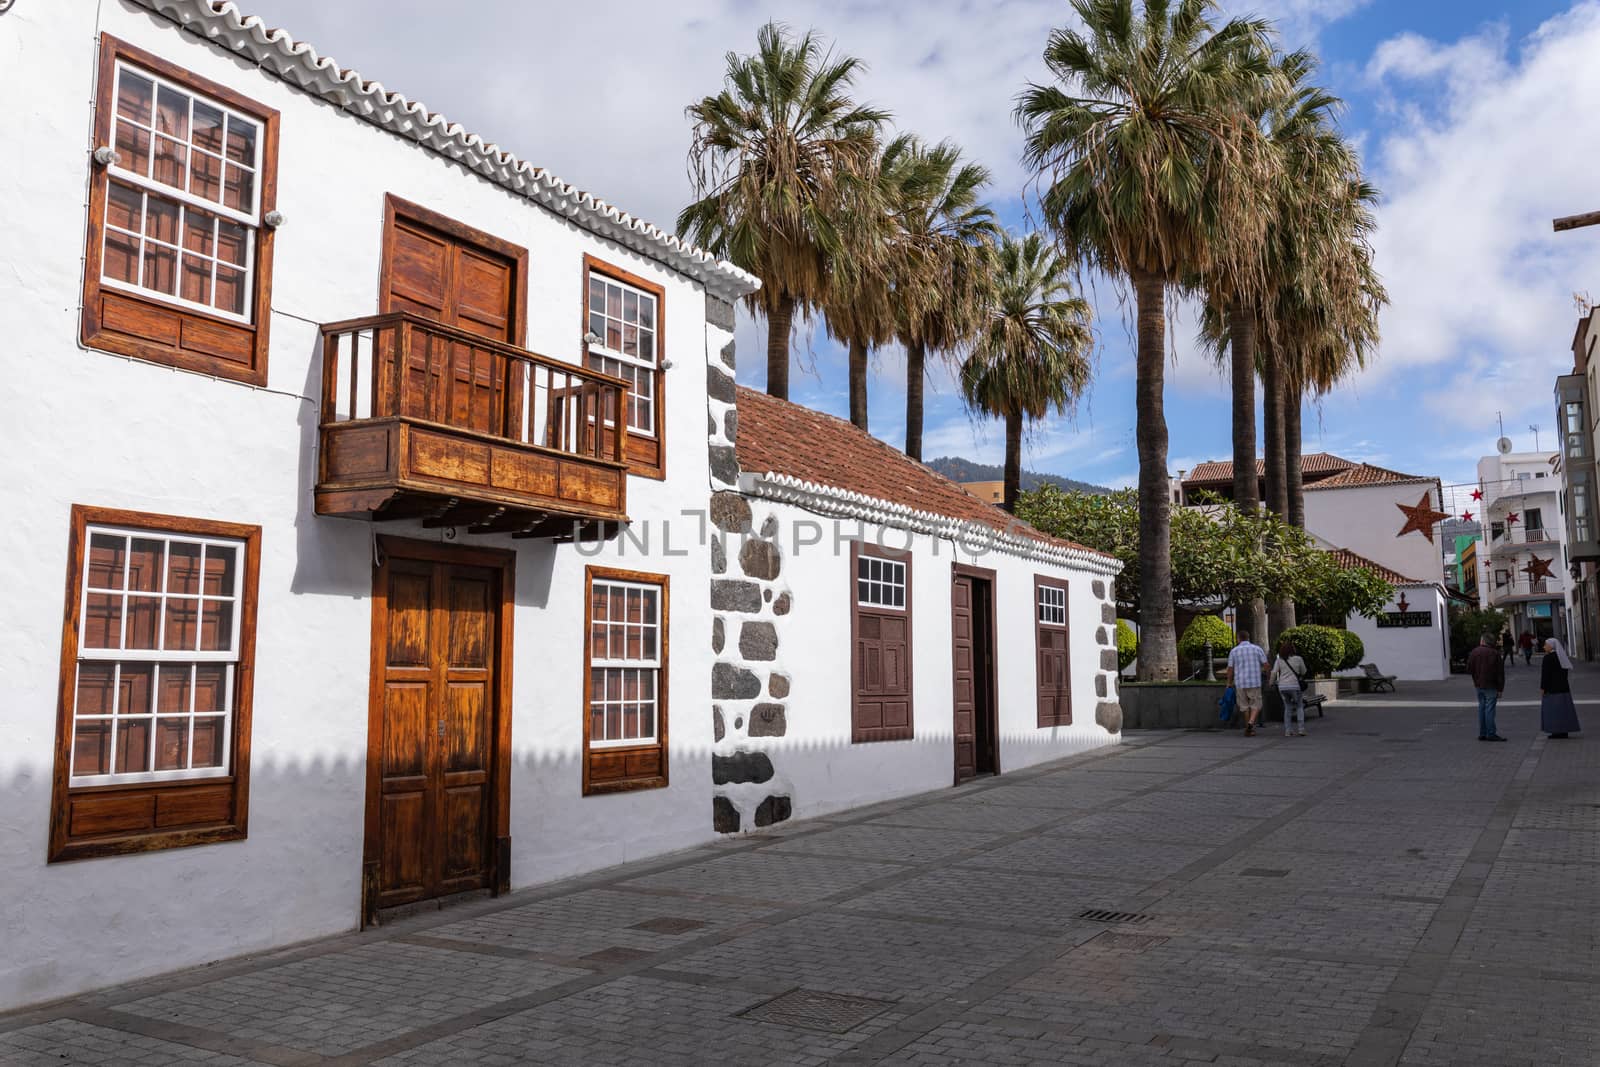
[1017, 0, 1277, 680]
[1116, 619, 1139, 670]
[679, 23, 888, 400]
[958, 233, 1094, 512]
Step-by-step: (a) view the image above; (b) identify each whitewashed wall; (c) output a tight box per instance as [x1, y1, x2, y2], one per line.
[709, 496, 1120, 826]
[0, 1, 721, 1011]
[1342, 586, 1450, 681]
[1303, 483, 1449, 586]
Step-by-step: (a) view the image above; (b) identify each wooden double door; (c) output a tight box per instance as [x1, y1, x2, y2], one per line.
[364, 540, 512, 921]
[951, 567, 998, 784]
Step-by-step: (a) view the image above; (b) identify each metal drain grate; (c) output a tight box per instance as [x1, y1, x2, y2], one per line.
[739, 988, 894, 1033]
[1088, 931, 1168, 953]
[628, 916, 708, 935]
[1076, 908, 1154, 925]
[1240, 868, 1291, 878]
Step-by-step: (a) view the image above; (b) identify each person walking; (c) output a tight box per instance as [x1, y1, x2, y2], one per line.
[1467, 632, 1507, 741]
[1501, 630, 1516, 666]
[1540, 637, 1583, 739]
[1227, 629, 1270, 738]
[1268, 637, 1309, 737]
[1519, 630, 1536, 666]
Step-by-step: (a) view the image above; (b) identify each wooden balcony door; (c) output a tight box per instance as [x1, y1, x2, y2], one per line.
[378, 195, 528, 436]
[364, 538, 513, 922]
[951, 566, 998, 784]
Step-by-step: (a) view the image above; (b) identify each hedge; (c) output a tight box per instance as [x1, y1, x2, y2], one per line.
[1178, 616, 1236, 665]
[1338, 630, 1365, 671]
[1279, 624, 1345, 677]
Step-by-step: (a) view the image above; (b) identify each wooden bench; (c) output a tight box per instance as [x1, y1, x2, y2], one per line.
[1302, 692, 1327, 719]
[1360, 664, 1397, 692]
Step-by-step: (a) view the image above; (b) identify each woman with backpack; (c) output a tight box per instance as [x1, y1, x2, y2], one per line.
[1269, 638, 1309, 737]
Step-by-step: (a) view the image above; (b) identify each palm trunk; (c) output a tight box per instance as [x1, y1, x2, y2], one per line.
[905, 340, 927, 461]
[1286, 380, 1304, 529]
[1262, 348, 1287, 517]
[1228, 303, 1259, 513]
[1134, 274, 1176, 682]
[1002, 410, 1023, 513]
[766, 294, 794, 400]
[848, 337, 869, 430]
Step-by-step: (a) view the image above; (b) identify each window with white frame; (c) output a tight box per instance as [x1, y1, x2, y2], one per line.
[857, 554, 907, 609]
[586, 273, 659, 435]
[587, 578, 663, 747]
[71, 525, 244, 785]
[1037, 583, 1067, 626]
[102, 60, 262, 320]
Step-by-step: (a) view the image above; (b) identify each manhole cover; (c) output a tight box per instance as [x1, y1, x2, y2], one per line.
[1076, 908, 1153, 925]
[1088, 931, 1168, 953]
[580, 946, 654, 966]
[739, 988, 894, 1033]
[1240, 868, 1291, 878]
[628, 917, 707, 935]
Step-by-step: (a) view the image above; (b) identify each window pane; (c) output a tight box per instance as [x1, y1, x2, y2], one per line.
[128, 538, 163, 592]
[194, 664, 228, 713]
[77, 662, 117, 716]
[589, 276, 605, 313]
[119, 664, 155, 716]
[216, 220, 247, 266]
[154, 84, 190, 138]
[157, 664, 193, 713]
[183, 209, 216, 256]
[203, 546, 237, 596]
[214, 266, 246, 315]
[88, 533, 127, 590]
[153, 135, 187, 190]
[622, 324, 638, 358]
[639, 330, 655, 363]
[638, 698, 656, 740]
[126, 595, 161, 649]
[605, 321, 622, 350]
[116, 719, 152, 774]
[623, 289, 638, 323]
[154, 717, 189, 771]
[106, 181, 142, 232]
[200, 599, 233, 652]
[105, 230, 141, 285]
[192, 715, 226, 768]
[163, 597, 199, 651]
[73, 721, 112, 777]
[166, 541, 202, 595]
[83, 593, 124, 649]
[143, 242, 178, 295]
[224, 114, 256, 164]
[192, 100, 224, 154]
[190, 149, 222, 202]
[224, 164, 254, 213]
[605, 284, 621, 318]
[143, 196, 179, 245]
[114, 119, 152, 176]
[638, 297, 655, 330]
[117, 70, 154, 123]
[181, 254, 212, 305]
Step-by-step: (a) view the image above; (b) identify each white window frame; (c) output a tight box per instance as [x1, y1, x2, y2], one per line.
[100, 60, 262, 324]
[71, 525, 245, 787]
[1037, 583, 1068, 626]
[585, 273, 659, 438]
[588, 578, 663, 749]
[856, 554, 907, 610]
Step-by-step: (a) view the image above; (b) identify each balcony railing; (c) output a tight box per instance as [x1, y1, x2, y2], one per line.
[315, 313, 631, 537]
[1489, 580, 1556, 606]
[1489, 527, 1558, 554]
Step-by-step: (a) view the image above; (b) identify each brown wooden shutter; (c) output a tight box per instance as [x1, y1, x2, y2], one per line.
[852, 543, 914, 742]
[1035, 576, 1071, 727]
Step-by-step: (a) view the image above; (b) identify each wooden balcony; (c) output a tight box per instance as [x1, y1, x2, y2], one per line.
[316, 313, 630, 538]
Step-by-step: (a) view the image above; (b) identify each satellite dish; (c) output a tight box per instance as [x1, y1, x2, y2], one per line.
[1497, 437, 1514, 455]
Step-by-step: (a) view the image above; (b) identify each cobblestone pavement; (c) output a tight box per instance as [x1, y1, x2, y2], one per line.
[4, 665, 1596, 1066]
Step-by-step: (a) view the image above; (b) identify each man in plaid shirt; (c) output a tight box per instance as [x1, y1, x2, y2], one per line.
[1227, 629, 1270, 737]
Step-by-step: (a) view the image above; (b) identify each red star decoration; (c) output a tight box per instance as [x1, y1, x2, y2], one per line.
[1396, 493, 1452, 543]
[1506, 512, 1520, 525]
[1524, 555, 1556, 582]
[1471, 488, 1484, 501]
[1461, 510, 1474, 522]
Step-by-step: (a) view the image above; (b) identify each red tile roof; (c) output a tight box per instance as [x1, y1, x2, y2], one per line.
[734, 387, 1103, 555]
[1302, 463, 1434, 491]
[1183, 453, 1355, 484]
[1327, 548, 1424, 586]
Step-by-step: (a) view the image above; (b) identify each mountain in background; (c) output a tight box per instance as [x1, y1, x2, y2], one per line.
[926, 456, 1111, 496]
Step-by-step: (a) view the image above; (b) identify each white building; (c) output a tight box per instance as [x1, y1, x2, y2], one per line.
[0, 0, 1118, 1013]
[1179, 457, 1452, 680]
[1475, 450, 1570, 643]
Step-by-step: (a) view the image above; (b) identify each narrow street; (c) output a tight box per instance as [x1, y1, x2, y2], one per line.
[3, 665, 1595, 1067]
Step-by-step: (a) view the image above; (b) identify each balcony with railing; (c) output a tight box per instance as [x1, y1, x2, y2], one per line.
[315, 313, 631, 537]
[1488, 526, 1559, 555]
[1488, 578, 1557, 606]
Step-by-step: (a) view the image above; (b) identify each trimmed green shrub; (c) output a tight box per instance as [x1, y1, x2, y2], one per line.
[1115, 619, 1138, 670]
[1280, 624, 1345, 677]
[1178, 616, 1236, 665]
[1338, 630, 1365, 671]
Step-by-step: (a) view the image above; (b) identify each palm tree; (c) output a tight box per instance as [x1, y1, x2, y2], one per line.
[1017, 0, 1276, 680]
[959, 234, 1095, 512]
[679, 22, 888, 400]
[891, 141, 998, 460]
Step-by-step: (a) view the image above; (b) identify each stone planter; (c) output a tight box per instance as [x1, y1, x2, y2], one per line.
[1120, 682, 1230, 730]
[1308, 678, 1340, 704]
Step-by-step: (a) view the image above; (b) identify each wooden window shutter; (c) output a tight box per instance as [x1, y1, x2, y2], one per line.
[851, 542, 914, 743]
[1035, 576, 1071, 727]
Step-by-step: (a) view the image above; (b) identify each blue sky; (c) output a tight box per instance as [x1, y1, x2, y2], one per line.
[243, 0, 1600, 515]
